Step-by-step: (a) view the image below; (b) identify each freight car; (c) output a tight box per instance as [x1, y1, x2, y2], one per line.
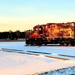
[26, 22, 75, 46]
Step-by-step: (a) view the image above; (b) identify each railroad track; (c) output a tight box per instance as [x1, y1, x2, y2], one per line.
[1, 48, 75, 60]
[27, 51, 75, 58]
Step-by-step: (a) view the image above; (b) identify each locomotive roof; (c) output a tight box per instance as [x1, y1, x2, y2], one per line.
[34, 22, 75, 28]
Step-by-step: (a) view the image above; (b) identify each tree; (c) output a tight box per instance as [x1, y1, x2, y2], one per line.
[14, 30, 21, 40]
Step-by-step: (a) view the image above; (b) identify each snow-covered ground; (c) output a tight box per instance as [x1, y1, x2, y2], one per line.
[0, 42, 75, 75]
[0, 51, 75, 75]
[0, 42, 75, 56]
[0, 42, 75, 60]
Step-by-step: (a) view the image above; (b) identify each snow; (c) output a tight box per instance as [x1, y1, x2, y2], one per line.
[0, 42, 75, 56]
[0, 42, 75, 75]
[0, 51, 75, 75]
[0, 42, 75, 60]
[39, 66, 75, 75]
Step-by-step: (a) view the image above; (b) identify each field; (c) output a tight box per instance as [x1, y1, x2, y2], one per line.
[0, 42, 75, 75]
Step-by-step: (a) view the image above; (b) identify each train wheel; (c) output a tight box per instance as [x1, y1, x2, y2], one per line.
[26, 39, 29, 46]
[44, 43, 47, 46]
[30, 39, 34, 46]
[67, 39, 74, 46]
[59, 40, 63, 46]
[59, 40, 67, 46]
[38, 39, 42, 46]
[67, 40, 71, 46]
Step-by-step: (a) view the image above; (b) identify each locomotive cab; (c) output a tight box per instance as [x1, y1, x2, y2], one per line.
[26, 25, 44, 46]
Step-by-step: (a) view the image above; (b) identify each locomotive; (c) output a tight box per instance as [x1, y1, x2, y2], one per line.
[26, 22, 75, 46]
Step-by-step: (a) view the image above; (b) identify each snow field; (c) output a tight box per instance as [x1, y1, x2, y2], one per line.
[0, 42, 75, 75]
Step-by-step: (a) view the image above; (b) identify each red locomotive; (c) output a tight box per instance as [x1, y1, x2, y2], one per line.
[26, 22, 75, 46]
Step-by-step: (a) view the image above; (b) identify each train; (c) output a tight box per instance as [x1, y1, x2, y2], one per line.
[26, 22, 75, 46]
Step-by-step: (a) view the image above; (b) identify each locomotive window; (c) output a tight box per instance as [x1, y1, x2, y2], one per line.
[35, 28, 38, 31]
[39, 26, 42, 31]
[39, 28, 41, 30]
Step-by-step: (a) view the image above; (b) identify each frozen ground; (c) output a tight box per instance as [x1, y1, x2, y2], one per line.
[0, 42, 75, 75]
[0, 42, 75, 60]
[0, 51, 75, 75]
[0, 42, 75, 56]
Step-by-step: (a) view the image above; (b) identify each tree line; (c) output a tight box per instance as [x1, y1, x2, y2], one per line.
[0, 30, 30, 40]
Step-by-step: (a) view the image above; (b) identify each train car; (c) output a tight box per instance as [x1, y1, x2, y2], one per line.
[26, 22, 75, 46]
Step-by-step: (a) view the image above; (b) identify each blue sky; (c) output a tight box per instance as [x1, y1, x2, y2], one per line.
[0, 0, 75, 31]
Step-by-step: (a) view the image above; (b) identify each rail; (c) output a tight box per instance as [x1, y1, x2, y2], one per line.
[1, 48, 75, 60]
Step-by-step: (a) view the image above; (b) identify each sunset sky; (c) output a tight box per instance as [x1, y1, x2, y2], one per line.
[0, 0, 75, 32]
